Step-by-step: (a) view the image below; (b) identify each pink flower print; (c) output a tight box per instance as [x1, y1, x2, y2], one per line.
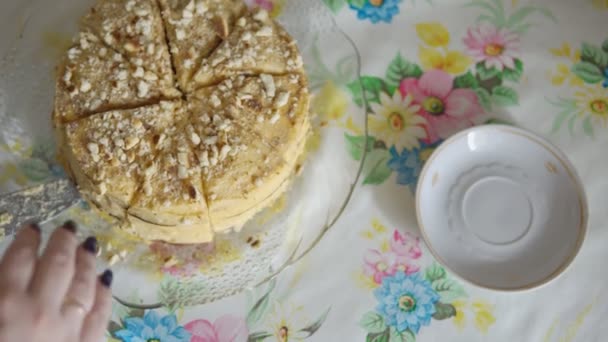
[390, 255, 420, 275]
[391, 230, 422, 259]
[400, 70, 484, 142]
[364, 249, 394, 284]
[185, 315, 249, 342]
[463, 25, 520, 71]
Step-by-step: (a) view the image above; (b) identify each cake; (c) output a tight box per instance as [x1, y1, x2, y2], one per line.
[53, 0, 309, 244]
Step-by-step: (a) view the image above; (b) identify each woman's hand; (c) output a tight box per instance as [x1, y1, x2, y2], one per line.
[0, 221, 113, 342]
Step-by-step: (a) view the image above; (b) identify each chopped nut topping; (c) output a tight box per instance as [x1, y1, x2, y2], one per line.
[134, 67, 145, 78]
[124, 136, 140, 150]
[144, 71, 158, 81]
[195, 0, 207, 15]
[176, 29, 186, 40]
[177, 152, 188, 165]
[256, 26, 273, 37]
[87, 142, 99, 155]
[269, 112, 280, 124]
[204, 136, 218, 145]
[262, 77, 277, 100]
[236, 17, 246, 27]
[178, 165, 188, 179]
[210, 94, 221, 107]
[80, 81, 92, 93]
[253, 10, 269, 22]
[190, 132, 201, 146]
[137, 81, 150, 98]
[276, 92, 289, 107]
[219, 145, 232, 161]
[199, 150, 210, 167]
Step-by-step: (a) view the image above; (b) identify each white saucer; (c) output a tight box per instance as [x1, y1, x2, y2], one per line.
[416, 125, 587, 291]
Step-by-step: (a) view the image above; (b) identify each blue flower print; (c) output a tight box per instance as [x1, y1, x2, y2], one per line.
[114, 310, 191, 342]
[387, 146, 422, 192]
[348, 0, 402, 24]
[374, 272, 440, 334]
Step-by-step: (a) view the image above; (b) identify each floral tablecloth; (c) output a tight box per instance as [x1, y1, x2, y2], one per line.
[3, 0, 608, 341]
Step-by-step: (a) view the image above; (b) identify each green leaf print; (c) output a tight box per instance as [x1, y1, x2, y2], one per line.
[491, 86, 519, 106]
[345, 134, 375, 161]
[246, 279, 276, 327]
[506, 6, 556, 33]
[390, 327, 416, 342]
[485, 117, 513, 125]
[583, 116, 594, 137]
[474, 88, 492, 112]
[432, 302, 457, 320]
[366, 328, 390, 342]
[571, 62, 604, 84]
[453, 71, 479, 89]
[347, 76, 388, 108]
[602, 38, 608, 53]
[18, 159, 52, 183]
[299, 308, 331, 337]
[248, 331, 273, 342]
[465, 0, 506, 27]
[549, 98, 577, 134]
[107, 321, 123, 335]
[350, 0, 367, 8]
[322, 0, 346, 13]
[360, 311, 387, 333]
[363, 149, 393, 185]
[432, 278, 467, 303]
[385, 53, 422, 89]
[476, 62, 501, 81]
[502, 59, 523, 82]
[581, 42, 608, 69]
[424, 263, 447, 282]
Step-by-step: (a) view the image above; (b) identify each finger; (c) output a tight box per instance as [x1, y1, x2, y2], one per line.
[29, 221, 79, 309]
[63, 237, 99, 322]
[0, 223, 41, 292]
[81, 270, 113, 342]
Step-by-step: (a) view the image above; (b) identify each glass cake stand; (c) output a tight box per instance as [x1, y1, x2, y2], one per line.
[0, 0, 369, 308]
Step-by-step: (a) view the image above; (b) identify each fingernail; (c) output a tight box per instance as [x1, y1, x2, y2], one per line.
[27, 222, 41, 233]
[82, 236, 98, 254]
[100, 269, 113, 288]
[62, 220, 77, 233]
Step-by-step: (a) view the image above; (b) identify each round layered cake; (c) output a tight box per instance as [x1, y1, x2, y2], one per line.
[53, 0, 310, 244]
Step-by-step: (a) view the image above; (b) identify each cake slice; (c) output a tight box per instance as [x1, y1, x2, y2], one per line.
[61, 101, 176, 219]
[191, 9, 303, 89]
[53, 31, 168, 124]
[158, 0, 246, 91]
[188, 73, 310, 233]
[127, 102, 213, 243]
[81, 0, 179, 97]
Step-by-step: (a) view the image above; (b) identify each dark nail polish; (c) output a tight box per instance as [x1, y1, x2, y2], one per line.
[100, 269, 113, 288]
[62, 220, 77, 233]
[82, 236, 98, 254]
[28, 222, 41, 233]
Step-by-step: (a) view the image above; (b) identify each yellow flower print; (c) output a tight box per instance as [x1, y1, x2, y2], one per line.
[419, 46, 472, 75]
[368, 92, 427, 151]
[472, 300, 496, 333]
[550, 63, 584, 87]
[574, 85, 608, 127]
[452, 300, 467, 330]
[451, 299, 496, 333]
[550, 43, 581, 63]
[313, 80, 348, 122]
[263, 302, 310, 341]
[415, 22, 450, 47]
[592, 0, 608, 9]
